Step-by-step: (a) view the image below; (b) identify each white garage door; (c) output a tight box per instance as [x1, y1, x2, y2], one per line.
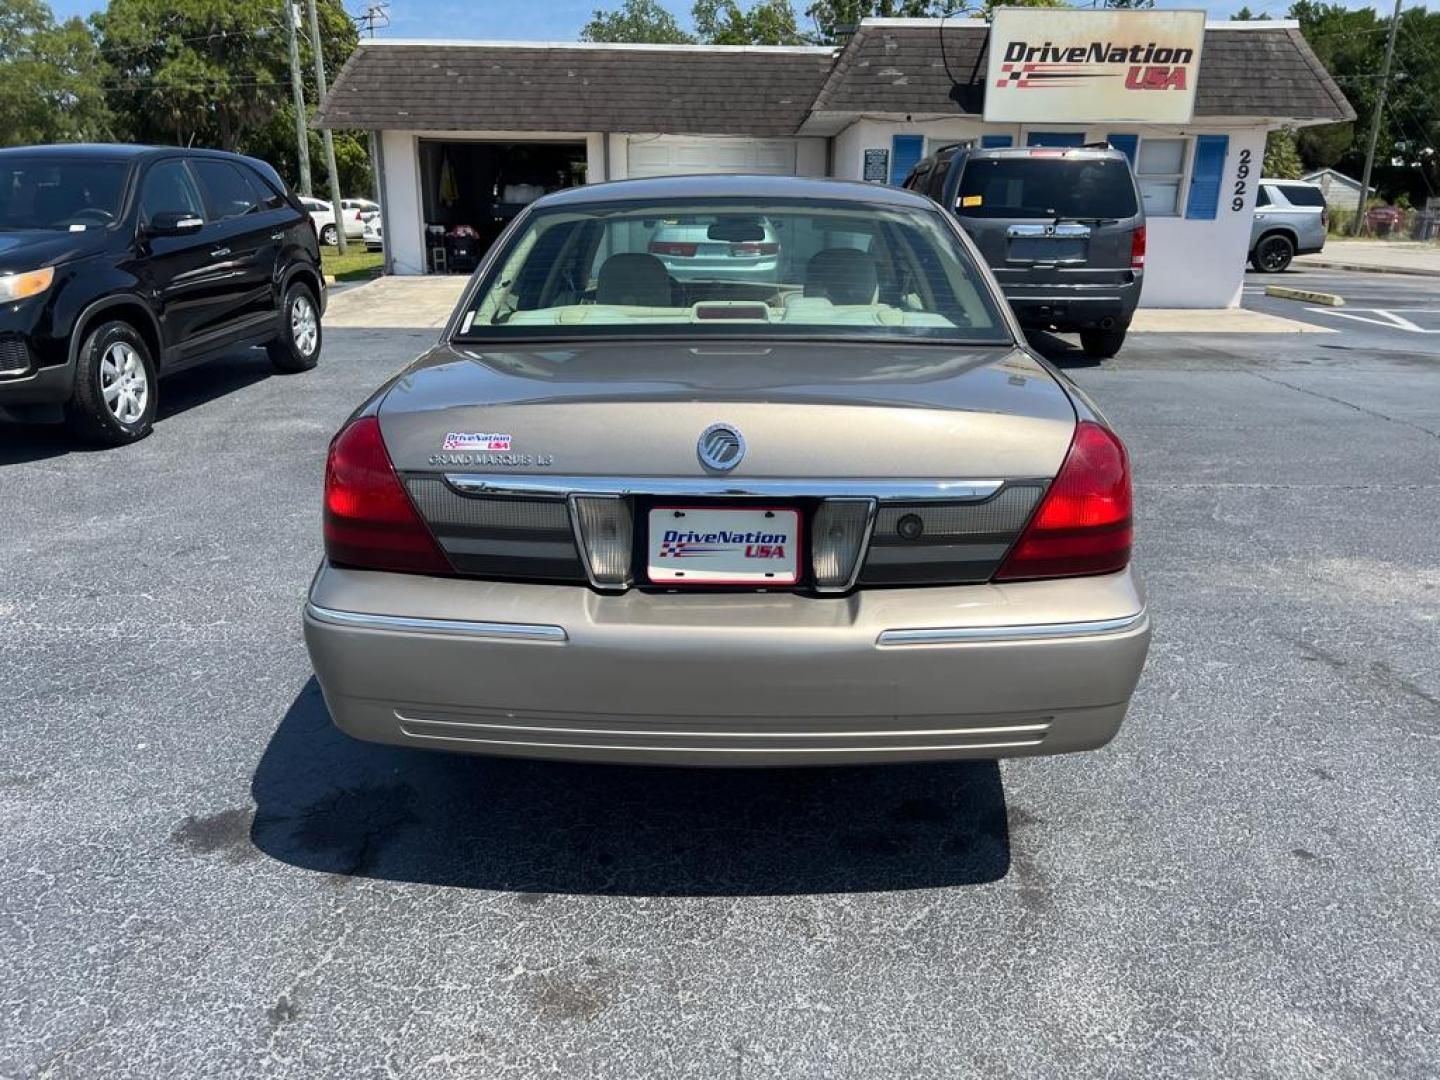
[627, 136, 798, 178]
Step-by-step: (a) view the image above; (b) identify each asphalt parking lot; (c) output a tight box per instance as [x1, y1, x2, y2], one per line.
[3, 270, 1439, 1078]
[1244, 265, 1440, 348]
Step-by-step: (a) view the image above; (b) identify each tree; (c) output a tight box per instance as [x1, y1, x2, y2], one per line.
[1263, 128, 1304, 179]
[0, 0, 112, 146]
[694, 0, 807, 45]
[581, 0, 696, 43]
[1102, 0, 1153, 8]
[93, 0, 367, 194]
[803, 1, 940, 46]
[1288, 1, 1440, 204]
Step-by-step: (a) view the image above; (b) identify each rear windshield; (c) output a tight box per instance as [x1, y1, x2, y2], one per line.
[455, 198, 1011, 344]
[955, 157, 1138, 220]
[0, 157, 130, 231]
[1276, 184, 1326, 208]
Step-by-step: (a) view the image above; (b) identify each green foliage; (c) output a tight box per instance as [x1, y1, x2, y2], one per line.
[0, 0, 113, 146]
[1263, 128, 1304, 179]
[804, 1, 940, 46]
[1289, 1, 1440, 204]
[82, 0, 369, 195]
[1101, 0, 1154, 8]
[581, 0, 696, 42]
[693, 0, 806, 45]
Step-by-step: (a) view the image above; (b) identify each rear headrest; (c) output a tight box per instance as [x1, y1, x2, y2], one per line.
[804, 248, 878, 305]
[597, 253, 672, 307]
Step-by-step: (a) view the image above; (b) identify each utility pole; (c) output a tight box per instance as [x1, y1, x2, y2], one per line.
[306, 0, 347, 253]
[1352, 0, 1403, 235]
[284, 0, 312, 196]
[357, 3, 388, 213]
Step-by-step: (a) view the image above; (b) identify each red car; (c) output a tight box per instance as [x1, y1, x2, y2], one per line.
[1365, 206, 1405, 234]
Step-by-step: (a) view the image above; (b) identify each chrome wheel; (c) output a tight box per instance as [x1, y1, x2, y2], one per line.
[100, 342, 148, 425]
[291, 294, 319, 356]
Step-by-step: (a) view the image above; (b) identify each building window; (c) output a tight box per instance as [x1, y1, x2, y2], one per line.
[1136, 137, 1188, 216]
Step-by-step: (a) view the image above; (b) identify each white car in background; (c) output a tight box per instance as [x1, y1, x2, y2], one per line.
[301, 196, 378, 246]
[362, 215, 383, 252]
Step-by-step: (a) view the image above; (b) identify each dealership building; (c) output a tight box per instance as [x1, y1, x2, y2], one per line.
[317, 12, 1352, 308]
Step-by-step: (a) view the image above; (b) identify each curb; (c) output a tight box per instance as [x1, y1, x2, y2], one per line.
[323, 274, 337, 286]
[1265, 284, 1344, 306]
[1295, 259, 1440, 279]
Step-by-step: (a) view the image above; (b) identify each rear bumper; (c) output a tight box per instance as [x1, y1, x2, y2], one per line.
[1002, 279, 1142, 331]
[303, 562, 1151, 766]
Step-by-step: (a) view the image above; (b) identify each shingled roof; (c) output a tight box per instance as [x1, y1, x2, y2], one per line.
[806, 21, 1354, 129]
[315, 41, 837, 136]
[317, 22, 1353, 135]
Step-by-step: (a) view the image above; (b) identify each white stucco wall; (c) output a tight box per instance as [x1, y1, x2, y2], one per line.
[831, 118, 1268, 309]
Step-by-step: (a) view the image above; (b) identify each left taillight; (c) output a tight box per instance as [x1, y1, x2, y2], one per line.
[323, 416, 454, 574]
[1130, 224, 1146, 270]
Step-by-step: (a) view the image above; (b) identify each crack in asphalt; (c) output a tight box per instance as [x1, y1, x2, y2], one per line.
[1250, 371, 1440, 440]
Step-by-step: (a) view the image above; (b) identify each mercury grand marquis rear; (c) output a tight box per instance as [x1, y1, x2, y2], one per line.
[303, 175, 1150, 766]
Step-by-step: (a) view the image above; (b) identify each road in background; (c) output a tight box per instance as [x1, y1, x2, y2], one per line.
[2, 326, 1438, 1078]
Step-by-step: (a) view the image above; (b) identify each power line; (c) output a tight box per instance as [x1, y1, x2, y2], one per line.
[97, 24, 285, 55]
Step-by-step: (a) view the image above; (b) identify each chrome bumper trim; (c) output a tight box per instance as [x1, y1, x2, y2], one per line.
[444, 474, 1006, 503]
[305, 602, 567, 642]
[876, 611, 1145, 647]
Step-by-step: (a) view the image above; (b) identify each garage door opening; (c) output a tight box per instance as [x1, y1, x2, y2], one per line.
[418, 139, 586, 273]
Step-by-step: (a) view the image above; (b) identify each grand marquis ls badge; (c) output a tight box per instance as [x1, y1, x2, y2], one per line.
[697, 423, 745, 472]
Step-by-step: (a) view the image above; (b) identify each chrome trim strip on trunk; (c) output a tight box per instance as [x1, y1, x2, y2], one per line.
[876, 611, 1145, 647]
[304, 602, 568, 642]
[445, 475, 1006, 502]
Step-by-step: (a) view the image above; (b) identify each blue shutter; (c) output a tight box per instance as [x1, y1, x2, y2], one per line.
[1026, 131, 1086, 148]
[1186, 135, 1229, 220]
[980, 134, 1013, 149]
[890, 134, 924, 186]
[1107, 133, 1138, 165]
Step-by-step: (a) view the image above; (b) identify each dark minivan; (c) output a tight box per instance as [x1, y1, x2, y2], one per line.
[905, 144, 1145, 359]
[0, 144, 325, 444]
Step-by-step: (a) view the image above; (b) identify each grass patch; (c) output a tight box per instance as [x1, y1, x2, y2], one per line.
[321, 248, 383, 283]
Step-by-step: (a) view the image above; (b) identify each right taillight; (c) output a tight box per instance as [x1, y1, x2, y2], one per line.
[323, 416, 454, 575]
[1130, 224, 1146, 270]
[994, 421, 1132, 582]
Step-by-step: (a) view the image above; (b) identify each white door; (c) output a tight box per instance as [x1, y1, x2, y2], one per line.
[626, 136, 798, 178]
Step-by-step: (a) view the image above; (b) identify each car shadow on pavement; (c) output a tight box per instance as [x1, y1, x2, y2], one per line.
[1022, 330, 1101, 370]
[250, 679, 1012, 897]
[0, 348, 275, 466]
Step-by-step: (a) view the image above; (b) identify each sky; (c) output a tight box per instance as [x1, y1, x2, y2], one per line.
[48, 0, 1426, 41]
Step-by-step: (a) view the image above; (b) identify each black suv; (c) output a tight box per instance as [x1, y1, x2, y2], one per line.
[905, 144, 1145, 359]
[0, 144, 325, 444]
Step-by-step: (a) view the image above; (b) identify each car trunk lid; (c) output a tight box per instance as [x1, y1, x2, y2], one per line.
[376, 340, 1076, 480]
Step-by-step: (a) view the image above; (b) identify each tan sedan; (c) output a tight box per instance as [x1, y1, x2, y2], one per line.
[304, 175, 1150, 766]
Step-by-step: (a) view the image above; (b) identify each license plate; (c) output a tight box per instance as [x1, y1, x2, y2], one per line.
[647, 507, 801, 585]
[1008, 237, 1087, 262]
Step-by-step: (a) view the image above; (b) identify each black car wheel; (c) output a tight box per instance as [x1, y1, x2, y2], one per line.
[267, 282, 322, 373]
[1251, 233, 1294, 273]
[65, 320, 158, 446]
[320, 224, 338, 247]
[1079, 325, 1127, 360]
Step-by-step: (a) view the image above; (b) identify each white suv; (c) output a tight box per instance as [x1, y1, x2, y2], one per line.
[1249, 180, 1328, 272]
